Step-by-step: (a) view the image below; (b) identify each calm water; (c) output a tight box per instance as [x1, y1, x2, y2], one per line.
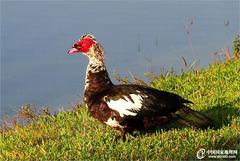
[1, 1, 239, 117]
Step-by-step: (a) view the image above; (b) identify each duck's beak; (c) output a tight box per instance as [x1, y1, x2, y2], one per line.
[68, 48, 79, 54]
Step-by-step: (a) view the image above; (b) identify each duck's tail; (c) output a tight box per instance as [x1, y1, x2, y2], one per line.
[171, 106, 211, 129]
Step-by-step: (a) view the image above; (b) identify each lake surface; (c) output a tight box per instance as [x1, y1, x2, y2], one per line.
[1, 1, 239, 117]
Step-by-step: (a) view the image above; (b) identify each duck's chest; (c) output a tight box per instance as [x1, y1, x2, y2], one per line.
[87, 99, 123, 126]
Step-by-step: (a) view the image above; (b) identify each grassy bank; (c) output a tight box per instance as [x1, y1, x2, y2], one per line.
[1, 59, 240, 160]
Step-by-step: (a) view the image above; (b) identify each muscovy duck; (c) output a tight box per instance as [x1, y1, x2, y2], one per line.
[68, 34, 210, 140]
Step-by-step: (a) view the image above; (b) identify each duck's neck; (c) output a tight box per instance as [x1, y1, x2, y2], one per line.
[83, 59, 113, 104]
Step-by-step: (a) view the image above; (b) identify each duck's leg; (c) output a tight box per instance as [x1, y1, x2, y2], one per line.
[120, 129, 126, 141]
[115, 128, 126, 141]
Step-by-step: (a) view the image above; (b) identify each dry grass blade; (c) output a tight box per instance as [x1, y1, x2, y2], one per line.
[17, 104, 37, 120]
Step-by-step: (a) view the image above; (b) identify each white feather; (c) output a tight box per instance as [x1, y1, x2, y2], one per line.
[105, 117, 123, 128]
[105, 94, 144, 117]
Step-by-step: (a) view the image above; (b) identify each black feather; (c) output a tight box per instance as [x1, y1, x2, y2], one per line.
[104, 84, 192, 117]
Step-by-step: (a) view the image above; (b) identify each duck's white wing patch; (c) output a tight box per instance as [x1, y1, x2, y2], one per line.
[104, 94, 143, 117]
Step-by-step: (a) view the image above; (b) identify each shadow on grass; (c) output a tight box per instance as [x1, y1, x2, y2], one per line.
[202, 99, 240, 129]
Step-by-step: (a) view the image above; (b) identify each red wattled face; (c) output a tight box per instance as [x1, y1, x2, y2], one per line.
[68, 37, 96, 54]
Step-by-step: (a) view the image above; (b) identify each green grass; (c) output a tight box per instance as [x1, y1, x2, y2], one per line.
[1, 59, 240, 160]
